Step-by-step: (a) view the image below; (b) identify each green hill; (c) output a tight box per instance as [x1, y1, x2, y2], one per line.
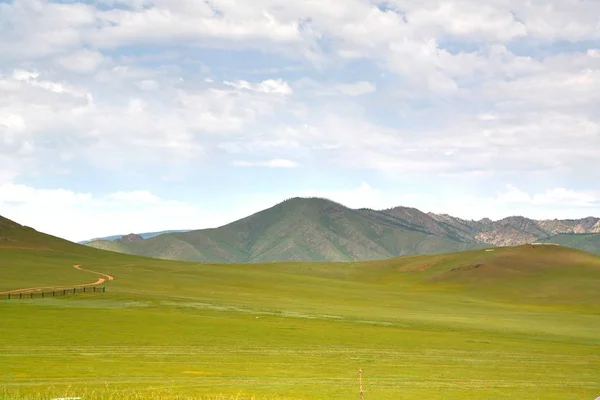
[537, 233, 600, 255]
[1, 214, 600, 399]
[86, 197, 488, 262]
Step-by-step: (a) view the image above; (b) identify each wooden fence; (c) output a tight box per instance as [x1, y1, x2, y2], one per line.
[1, 286, 106, 300]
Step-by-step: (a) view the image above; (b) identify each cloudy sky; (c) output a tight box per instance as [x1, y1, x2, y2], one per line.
[1, 0, 599, 242]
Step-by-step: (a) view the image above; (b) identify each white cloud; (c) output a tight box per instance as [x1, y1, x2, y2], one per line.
[296, 79, 376, 96]
[1, 0, 599, 235]
[223, 79, 293, 95]
[12, 70, 39, 81]
[136, 79, 160, 91]
[105, 190, 162, 204]
[231, 159, 299, 168]
[335, 81, 376, 96]
[0, 183, 92, 205]
[497, 185, 599, 207]
[57, 49, 105, 73]
[0, 113, 26, 132]
[0, 0, 96, 59]
[0, 67, 294, 172]
[0, 184, 229, 242]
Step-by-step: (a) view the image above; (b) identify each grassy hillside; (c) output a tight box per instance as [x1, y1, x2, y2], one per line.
[1, 215, 600, 399]
[538, 233, 600, 255]
[87, 197, 487, 262]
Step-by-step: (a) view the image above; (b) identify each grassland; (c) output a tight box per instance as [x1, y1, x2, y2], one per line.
[1, 221, 599, 399]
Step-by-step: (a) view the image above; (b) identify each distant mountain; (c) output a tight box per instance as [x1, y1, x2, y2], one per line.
[428, 214, 600, 247]
[116, 233, 145, 243]
[84, 197, 600, 262]
[86, 197, 488, 262]
[78, 230, 190, 244]
[536, 233, 600, 254]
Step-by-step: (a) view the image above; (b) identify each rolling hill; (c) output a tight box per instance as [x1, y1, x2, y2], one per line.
[0, 215, 87, 252]
[85, 197, 600, 262]
[1, 213, 600, 399]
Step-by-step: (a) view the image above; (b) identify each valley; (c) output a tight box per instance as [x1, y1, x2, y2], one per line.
[1, 214, 599, 399]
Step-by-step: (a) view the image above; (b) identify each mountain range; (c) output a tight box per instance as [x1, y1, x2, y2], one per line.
[77, 230, 190, 244]
[84, 197, 600, 262]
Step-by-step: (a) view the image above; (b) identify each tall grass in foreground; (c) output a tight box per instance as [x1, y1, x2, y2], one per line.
[0, 387, 287, 400]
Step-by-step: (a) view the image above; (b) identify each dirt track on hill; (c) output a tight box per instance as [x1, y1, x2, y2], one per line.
[0, 265, 115, 295]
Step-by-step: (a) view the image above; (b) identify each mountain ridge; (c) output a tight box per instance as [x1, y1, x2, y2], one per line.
[78, 229, 191, 244]
[85, 197, 600, 262]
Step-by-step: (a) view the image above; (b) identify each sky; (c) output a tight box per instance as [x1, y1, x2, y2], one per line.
[1, 0, 600, 242]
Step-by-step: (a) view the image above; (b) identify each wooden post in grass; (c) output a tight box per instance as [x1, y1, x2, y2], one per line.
[358, 368, 364, 400]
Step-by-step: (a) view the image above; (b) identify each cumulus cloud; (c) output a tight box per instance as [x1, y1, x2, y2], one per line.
[0, 183, 248, 242]
[497, 185, 599, 208]
[1, 0, 599, 239]
[57, 49, 105, 73]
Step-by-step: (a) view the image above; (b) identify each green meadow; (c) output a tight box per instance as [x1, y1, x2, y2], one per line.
[1, 237, 600, 399]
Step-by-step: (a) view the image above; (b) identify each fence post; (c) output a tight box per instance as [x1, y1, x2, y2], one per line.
[359, 368, 364, 400]
[103, 287, 106, 293]
[52, 291, 55, 297]
[20, 293, 22, 299]
[7, 293, 10, 300]
[30, 292, 33, 298]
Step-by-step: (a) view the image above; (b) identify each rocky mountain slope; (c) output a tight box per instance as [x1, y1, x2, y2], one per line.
[428, 214, 600, 246]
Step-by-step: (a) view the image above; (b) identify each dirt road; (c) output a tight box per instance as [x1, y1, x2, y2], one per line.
[0, 265, 115, 295]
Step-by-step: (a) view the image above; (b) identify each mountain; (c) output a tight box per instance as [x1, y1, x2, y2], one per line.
[85, 197, 600, 262]
[86, 197, 489, 262]
[78, 229, 190, 244]
[116, 233, 145, 243]
[428, 214, 600, 247]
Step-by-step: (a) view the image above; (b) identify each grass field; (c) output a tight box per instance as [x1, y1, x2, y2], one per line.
[1, 228, 599, 399]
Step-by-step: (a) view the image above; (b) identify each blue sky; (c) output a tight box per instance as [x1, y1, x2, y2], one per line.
[1, 0, 599, 241]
